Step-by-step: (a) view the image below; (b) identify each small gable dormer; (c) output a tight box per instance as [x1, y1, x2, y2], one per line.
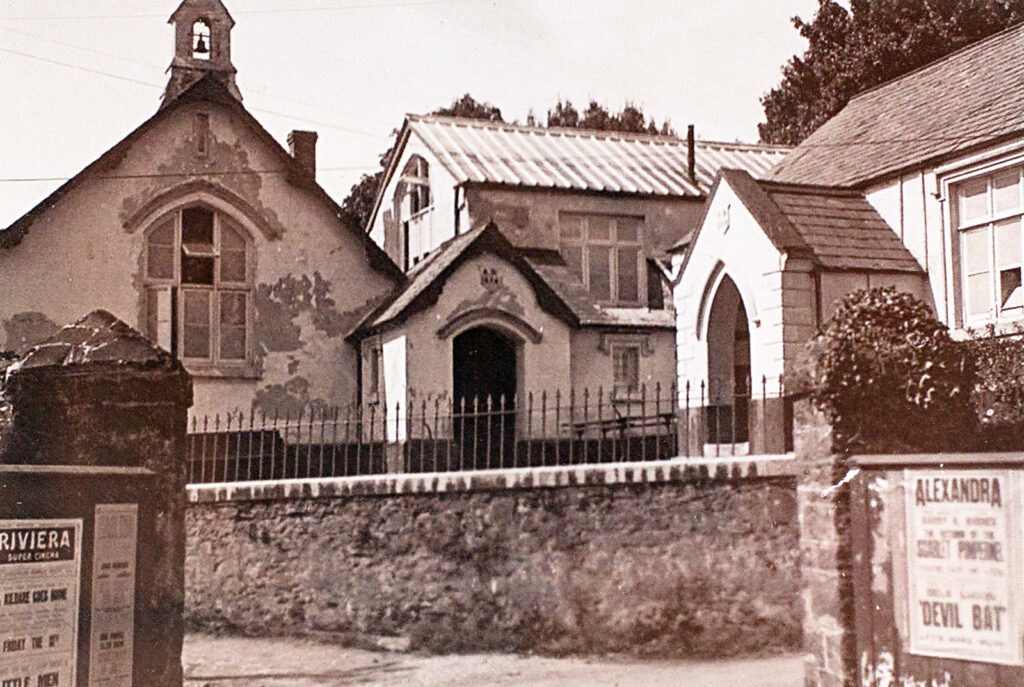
[163, 0, 241, 107]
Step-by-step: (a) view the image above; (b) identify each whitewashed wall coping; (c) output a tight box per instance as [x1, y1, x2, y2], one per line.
[186, 454, 797, 503]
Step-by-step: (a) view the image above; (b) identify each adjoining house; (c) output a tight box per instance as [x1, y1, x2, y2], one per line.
[676, 21, 1024, 450]
[358, 115, 789, 417]
[0, 0, 401, 418]
[765, 21, 1024, 332]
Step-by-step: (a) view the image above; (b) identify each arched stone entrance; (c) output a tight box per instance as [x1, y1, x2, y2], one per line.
[706, 275, 751, 444]
[452, 326, 517, 467]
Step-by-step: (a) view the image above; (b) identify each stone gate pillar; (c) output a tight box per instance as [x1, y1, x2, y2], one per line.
[794, 398, 856, 687]
[2, 310, 192, 687]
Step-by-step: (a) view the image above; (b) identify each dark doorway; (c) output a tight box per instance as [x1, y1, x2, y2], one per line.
[706, 276, 751, 443]
[453, 327, 517, 468]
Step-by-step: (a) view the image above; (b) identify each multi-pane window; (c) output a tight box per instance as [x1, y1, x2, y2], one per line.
[559, 213, 644, 304]
[144, 206, 251, 367]
[957, 166, 1024, 323]
[397, 156, 432, 270]
[612, 345, 640, 399]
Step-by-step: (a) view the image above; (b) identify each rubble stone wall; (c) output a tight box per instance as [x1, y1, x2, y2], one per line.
[185, 459, 801, 657]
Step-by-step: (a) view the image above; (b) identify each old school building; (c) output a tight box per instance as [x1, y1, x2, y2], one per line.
[356, 115, 788, 415]
[0, 0, 402, 418]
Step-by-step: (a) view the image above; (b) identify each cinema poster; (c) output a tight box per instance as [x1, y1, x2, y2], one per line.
[905, 469, 1022, 664]
[0, 518, 83, 687]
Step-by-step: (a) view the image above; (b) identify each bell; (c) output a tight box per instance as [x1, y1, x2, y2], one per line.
[194, 35, 209, 55]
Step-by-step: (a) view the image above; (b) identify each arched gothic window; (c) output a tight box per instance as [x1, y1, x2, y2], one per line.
[192, 18, 212, 60]
[144, 205, 252, 368]
[396, 156, 432, 269]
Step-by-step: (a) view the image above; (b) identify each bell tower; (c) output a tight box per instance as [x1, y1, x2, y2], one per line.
[163, 0, 241, 107]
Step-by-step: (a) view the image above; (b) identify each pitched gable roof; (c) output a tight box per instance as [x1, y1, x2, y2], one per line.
[352, 223, 578, 336]
[0, 74, 402, 280]
[396, 114, 789, 196]
[768, 22, 1024, 187]
[352, 223, 676, 338]
[686, 169, 923, 274]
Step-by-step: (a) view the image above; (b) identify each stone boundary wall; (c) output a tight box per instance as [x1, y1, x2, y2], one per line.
[186, 456, 803, 657]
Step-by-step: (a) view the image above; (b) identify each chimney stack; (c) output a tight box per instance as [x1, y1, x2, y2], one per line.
[687, 124, 696, 184]
[288, 130, 318, 180]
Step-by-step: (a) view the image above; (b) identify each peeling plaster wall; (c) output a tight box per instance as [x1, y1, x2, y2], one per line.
[0, 100, 396, 418]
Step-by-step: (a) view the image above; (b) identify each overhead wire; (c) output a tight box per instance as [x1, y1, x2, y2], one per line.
[0, 0, 480, 22]
[0, 45, 391, 139]
[0, 168, 378, 184]
[0, 24, 383, 124]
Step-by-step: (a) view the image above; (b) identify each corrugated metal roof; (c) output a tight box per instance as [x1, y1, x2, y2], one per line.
[407, 115, 790, 197]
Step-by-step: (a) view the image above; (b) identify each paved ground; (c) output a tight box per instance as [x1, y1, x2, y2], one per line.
[183, 634, 804, 687]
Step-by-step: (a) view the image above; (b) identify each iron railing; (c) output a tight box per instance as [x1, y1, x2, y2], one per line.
[186, 378, 793, 484]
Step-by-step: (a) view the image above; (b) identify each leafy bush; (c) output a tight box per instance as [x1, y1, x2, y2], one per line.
[963, 324, 1024, 447]
[811, 287, 974, 452]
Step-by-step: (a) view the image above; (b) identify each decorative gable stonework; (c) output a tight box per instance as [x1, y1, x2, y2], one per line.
[0, 7, 400, 419]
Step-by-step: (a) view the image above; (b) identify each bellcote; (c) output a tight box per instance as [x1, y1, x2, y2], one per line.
[163, 0, 241, 107]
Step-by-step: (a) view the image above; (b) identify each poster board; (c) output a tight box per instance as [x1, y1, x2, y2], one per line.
[89, 504, 138, 687]
[905, 469, 1023, 665]
[0, 518, 83, 687]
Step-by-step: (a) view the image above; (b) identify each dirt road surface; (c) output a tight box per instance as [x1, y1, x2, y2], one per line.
[183, 634, 804, 687]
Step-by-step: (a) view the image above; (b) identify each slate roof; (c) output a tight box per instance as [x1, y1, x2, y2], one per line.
[768, 22, 1024, 187]
[701, 169, 923, 273]
[404, 114, 790, 197]
[354, 223, 675, 337]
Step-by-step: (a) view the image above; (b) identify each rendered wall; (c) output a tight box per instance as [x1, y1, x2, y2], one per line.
[376, 251, 574, 413]
[674, 181, 809, 397]
[185, 459, 801, 658]
[569, 328, 676, 399]
[465, 186, 703, 258]
[0, 100, 397, 418]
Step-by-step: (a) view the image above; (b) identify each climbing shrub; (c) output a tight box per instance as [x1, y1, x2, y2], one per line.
[811, 287, 974, 453]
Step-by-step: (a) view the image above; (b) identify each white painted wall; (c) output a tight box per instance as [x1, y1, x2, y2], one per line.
[673, 181, 801, 405]
[382, 333, 407, 441]
[367, 132, 459, 267]
[864, 136, 1024, 330]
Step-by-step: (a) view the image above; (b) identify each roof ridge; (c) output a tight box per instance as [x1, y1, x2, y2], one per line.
[756, 178, 862, 196]
[848, 20, 1024, 105]
[408, 113, 687, 145]
[695, 138, 792, 151]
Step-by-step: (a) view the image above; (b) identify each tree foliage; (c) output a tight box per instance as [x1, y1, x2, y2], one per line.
[760, 0, 1024, 145]
[811, 287, 974, 453]
[547, 99, 674, 135]
[340, 95, 673, 232]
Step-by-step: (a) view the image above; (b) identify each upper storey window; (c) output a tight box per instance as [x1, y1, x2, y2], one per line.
[559, 212, 644, 305]
[958, 166, 1024, 324]
[144, 206, 252, 372]
[192, 19, 211, 60]
[396, 156, 432, 270]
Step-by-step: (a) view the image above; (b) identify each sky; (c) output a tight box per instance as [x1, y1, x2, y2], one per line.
[0, 0, 821, 228]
